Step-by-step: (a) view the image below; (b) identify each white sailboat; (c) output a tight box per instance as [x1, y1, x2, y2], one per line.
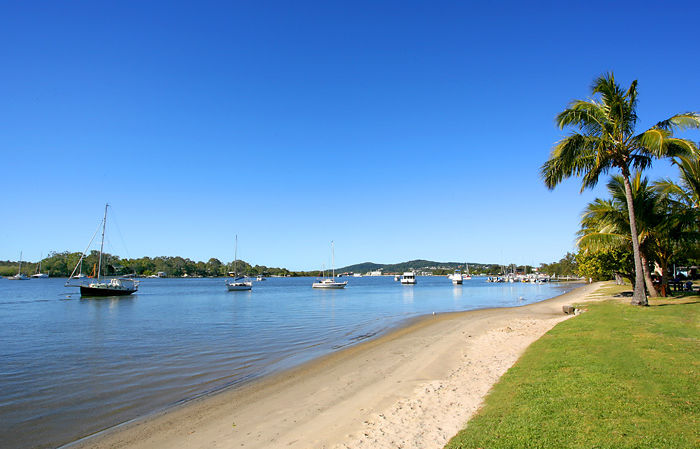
[66, 204, 139, 296]
[8, 251, 30, 280]
[464, 263, 472, 280]
[31, 254, 49, 278]
[312, 241, 347, 289]
[226, 235, 252, 291]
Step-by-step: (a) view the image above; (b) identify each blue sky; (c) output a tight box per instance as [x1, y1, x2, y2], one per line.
[1, 0, 698, 270]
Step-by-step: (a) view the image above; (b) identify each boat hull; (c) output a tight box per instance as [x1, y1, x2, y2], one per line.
[312, 283, 347, 289]
[226, 283, 252, 291]
[80, 286, 137, 297]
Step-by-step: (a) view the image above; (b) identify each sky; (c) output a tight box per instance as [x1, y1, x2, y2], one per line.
[1, 0, 699, 270]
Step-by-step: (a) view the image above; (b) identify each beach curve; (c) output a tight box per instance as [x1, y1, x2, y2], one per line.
[66, 282, 602, 449]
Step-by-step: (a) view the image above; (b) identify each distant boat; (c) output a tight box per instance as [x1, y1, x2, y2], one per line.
[31, 254, 49, 278]
[256, 275, 265, 282]
[312, 241, 347, 289]
[464, 263, 472, 280]
[451, 270, 463, 285]
[8, 251, 30, 280]
[66, 204, 139, 296]
[400, 271, 416, 285]
[226, 235, 252, 291]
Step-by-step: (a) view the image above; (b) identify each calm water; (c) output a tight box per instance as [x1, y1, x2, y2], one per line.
[0, 276, 577, 449]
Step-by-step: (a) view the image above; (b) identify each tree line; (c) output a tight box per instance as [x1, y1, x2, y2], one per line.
[0, 251, 321, 278]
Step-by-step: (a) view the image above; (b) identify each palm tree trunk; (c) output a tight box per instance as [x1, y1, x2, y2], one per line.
[622, 173, 649, 306]
[640, 254, 658, 297]
[660, 260, 669, 297]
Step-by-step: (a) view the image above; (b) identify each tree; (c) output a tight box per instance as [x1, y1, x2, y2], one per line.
[541, 73, 699, 305]
[654, 151, 700, 289]
[577, 248, 634, 283]
[655, 151, 700, 221]
[578, 173, 662, 296]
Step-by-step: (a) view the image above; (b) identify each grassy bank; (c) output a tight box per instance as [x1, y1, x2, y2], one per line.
[446, 285, 699, 449]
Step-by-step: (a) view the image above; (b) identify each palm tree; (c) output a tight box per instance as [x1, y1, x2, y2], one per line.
[655, 151, 700, 212]
[541, 73, 699, 305]
[654, 151, 700, 288]
[578, 173, 660, 296]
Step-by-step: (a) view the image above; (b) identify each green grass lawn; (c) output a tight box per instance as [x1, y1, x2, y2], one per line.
[445, 288, 699, 449]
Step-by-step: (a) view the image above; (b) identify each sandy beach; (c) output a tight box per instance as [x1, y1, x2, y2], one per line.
[68, 282, 602, 449]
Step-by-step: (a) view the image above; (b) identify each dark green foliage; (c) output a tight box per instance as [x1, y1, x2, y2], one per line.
[538, 252, 578, 276]
[576, 248, 634, 282]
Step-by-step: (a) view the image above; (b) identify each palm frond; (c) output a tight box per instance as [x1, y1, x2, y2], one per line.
[541, 133, 600, 189]
[556, 100, 605, 135]
[653, 112, 700, 132]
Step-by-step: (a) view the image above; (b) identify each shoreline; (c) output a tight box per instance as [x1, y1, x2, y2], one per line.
[65, 281, 598, 449]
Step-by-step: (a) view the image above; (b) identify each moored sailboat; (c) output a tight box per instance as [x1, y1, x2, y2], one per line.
[226, 235, 252, 291]
[66, 204, 138, 296]
[31, 254, 49, 278]
[8, 252, 30, 280]
[312, 241, 347, 289]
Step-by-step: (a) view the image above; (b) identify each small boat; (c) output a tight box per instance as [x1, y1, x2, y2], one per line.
[400, 271, 416, 285]
[80, 277, 139, 296]
[226, 278, 253, 291]
[463, 263, 472, 280]
[394, 274, 400, 281]
[255, 275, 265, 281]
[451, 270, 463, 285]
[226, 235, 252, 291]
[31, 254, 49, 278]
[312, 278, 348, 289]
[312, 241, 347, 289]
[66, 204, 139, 296]
[8, 252, 30, 280]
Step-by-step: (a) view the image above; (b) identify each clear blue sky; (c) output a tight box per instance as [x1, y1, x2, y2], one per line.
[1, 0, 698, 270]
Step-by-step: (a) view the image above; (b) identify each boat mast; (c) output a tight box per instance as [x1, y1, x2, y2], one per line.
[18, 251, 22, 276]
[331, 240, 335, 279]
[234, 234, 238, 277]
[97, 204, 108, 281]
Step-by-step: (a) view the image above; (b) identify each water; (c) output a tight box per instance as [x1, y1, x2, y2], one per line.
[0, 276, 577, 449]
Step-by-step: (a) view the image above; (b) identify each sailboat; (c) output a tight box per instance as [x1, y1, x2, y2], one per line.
[66, 204, 138, 296]
[226, 235, 252, 291]
[463, 263, 472, 280]
[74, 259, 87, 279]
[31, 254, 49, 278]
[8, 251, 30, 280]
[312, 241, 347, 289]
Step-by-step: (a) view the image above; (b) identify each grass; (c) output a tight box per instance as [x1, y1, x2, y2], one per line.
[445, 286, 699, 449]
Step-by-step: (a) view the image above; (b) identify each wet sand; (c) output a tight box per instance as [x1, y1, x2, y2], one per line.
[67, 282, 601, 449]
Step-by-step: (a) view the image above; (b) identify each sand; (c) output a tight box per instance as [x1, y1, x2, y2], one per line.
[68, 282, 602, 449]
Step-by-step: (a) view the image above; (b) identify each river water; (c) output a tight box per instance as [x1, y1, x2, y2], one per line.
[0, 276, 577, 448]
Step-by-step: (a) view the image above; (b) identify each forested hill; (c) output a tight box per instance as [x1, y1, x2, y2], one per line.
[338, 259, 482, 273]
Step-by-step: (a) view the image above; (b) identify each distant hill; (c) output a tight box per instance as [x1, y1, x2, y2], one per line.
[338, 259, 490, 274]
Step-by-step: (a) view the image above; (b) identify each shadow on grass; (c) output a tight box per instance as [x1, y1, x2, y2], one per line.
[653, 301, 700, 307]
[614, 291, 634, 297]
